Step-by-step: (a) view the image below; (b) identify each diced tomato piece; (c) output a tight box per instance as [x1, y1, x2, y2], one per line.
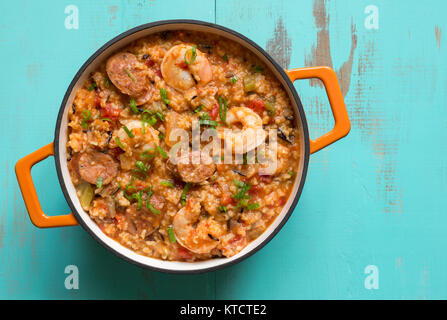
[259, 174, 273, 184]
[230, 235, 245, 245]
[145, 59, 155, 67]
[222, 192, 236, 206]
[114, 214, 124, 226]
[210, 104, 219, 120]
[177, 61, 189, 70]
[248, 184, 260, 196]
[246, 99, 265, 115]
[178, 246, 193, 260]
[154, 69, 162, 77]
[100, 103, 121, 121]
[94, 92, 101, 108]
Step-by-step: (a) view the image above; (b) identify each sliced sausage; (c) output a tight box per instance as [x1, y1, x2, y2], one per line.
[125, 203, 162, 237]
[106, 52, 151, 101]
[168, 151, 215, 184]
[75, 151, 118, 185]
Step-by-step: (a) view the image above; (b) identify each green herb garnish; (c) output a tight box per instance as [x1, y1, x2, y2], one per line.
[199, 119, 219, 127]
[99, 117, 113, 123]
[222, 54, 228, 62]
[124, 68, 137, 83]
[160, 181, 174, 188]
[129, 98, 139, 114]
[155, 111, 165, 122]
[87, 83, 96, 91]
[160, 88, 170, 105]
[96, 177, 103, 188]
[115, 137, 126, 151]
[194, 105, 203, 113]
[231, 76, 238, 84]
[135, 161, 150, 173]
[246, 202, 260, 210]
[132, 191, 143, 210]
[231, 180, 260, 210]
[140, 149, 156, 159]
[81, 110, 92, 129]
[146, 203, 160, 215]
[218, 96, 227, 122]
[157, 146, 168, 159]
[180, 183, 191, 206]
[218, 205, 227, 212]
[123, 125, 134, 138]
[167, 226, 176, 243]
[184, 45, 197, 65]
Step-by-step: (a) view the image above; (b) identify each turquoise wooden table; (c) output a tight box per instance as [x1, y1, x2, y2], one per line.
[1, 0, 446, 299]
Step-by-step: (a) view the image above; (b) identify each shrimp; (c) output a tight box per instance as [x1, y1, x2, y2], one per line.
[172, 199, 225, 254]
[218, 107, 266, 154]
[161, 44, 213, 91]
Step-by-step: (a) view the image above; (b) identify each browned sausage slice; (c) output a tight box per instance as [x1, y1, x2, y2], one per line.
[169, 151, 215, 183]
[106, 52, 151, 100]
[75, 151, 118, 185]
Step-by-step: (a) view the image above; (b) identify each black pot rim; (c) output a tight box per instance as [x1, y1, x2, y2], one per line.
[54, 19, 310, 274]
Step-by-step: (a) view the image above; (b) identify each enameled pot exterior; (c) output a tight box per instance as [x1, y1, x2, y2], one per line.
[15, 20, 350, 274]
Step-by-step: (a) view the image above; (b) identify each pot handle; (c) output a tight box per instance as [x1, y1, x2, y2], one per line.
[286, 66, 351, 153]
[15, 142, 78, 228]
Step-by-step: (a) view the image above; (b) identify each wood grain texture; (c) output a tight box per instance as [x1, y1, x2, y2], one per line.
[1, 0, 446, 299]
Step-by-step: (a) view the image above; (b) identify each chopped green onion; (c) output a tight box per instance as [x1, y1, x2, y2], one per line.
[155, 111, 165, 122]
[167, 226, 176, 243]
[289, 171, 294, 177]
[132, 191, 143, 210]
[199, 119, 219, 127]
[246, 202, 260, 210]
[180, 183, 191, 206]
[200, 112, 210, 120]
[222, 54, 228, 62]
[146, 202, 160, 215]
[135, 161, 150, 173]
[160, 181, 174, 188]
[99, 117, 113, 122]
[81, 110, 92, 129]
[159, 133, 165, 140]
[231, 76, 238, 84]
[124, 68, 137, 83]
[157, 146, 168, 159]
[218, 205, 227, 212]
[115, 137, 126, 151]
[233, 180, 246, 188]
[87, 83, 96, 91]
[184, 45, 197, 65]
[141, 149, 156, 159]
[253, 65, 264, 73]
[218, 96, 227, 122]
[142, 112, 157, 127]
[96, 177, 103, 188]
[160, 88, 170, 105]
[194, 105, 203, 113]
[129, 99, 139, 114]
[123, 125, 134, 138]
